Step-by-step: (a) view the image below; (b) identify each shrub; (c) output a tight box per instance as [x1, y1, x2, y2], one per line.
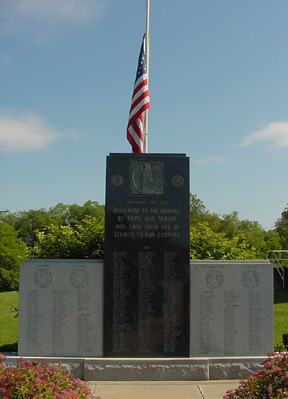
[224, 352, 288, 399]
[0, 354, 100, 399]
[275, 342, 287, 352]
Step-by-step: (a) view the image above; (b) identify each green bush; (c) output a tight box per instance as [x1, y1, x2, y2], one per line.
[190, 222, 256, 260]
[0, 354, 99, 399]
[224, 352, 288, 399]
[274, 342, 286, 352]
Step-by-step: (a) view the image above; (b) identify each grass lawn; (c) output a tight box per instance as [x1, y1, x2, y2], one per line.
[0, 290, 288, 350]
[0, 291, 18, 351]
[274, 290, 288, 345]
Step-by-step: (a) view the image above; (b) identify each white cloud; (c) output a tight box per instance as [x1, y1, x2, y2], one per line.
[194, 157, 229, 166]
[239, 122, 288, 149]
[0, 112, 62, 153]
[0, 0, 108, 41]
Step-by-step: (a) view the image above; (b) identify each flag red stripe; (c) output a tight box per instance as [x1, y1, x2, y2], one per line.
[130, 88, 149, 110]
[127, 115, 144, 153]
[127, 41, 150, 153]
[131, 78, 148, 99]
[129, 95, 150, 122]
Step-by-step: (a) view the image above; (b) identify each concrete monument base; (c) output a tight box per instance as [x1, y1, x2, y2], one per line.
[2, 355, 265, 381]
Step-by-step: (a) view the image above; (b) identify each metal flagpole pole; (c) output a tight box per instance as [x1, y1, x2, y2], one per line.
[143, 0, 150, 153]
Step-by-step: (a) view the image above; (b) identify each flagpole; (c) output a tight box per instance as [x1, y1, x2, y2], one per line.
[143, 0, 150, 154]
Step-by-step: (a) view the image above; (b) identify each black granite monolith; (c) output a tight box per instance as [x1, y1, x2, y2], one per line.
[104, 153, 190, 357]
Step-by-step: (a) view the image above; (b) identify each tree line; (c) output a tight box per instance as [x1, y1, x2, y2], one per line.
[0, 196, 287, 292]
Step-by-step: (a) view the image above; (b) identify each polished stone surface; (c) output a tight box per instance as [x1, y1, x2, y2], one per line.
[104, 154, 190, 357]
[18, 259, 103, 357]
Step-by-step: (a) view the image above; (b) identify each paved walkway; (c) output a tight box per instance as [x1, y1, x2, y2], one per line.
[86, 380, 239, 399]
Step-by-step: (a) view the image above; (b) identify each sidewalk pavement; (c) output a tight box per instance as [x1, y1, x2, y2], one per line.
[86, 380, 239, 399]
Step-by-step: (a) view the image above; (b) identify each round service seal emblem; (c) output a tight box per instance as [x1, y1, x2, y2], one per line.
[111, 174, 124, 187]
[172, 175, 184, 188]
[205, 269, 223, 289]
[241, 270, 260, 289]
[34, 268, 52, 288]
[71, 270, 90, 289]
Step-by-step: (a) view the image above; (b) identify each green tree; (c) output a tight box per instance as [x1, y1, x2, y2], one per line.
[275, 206, 288, 249]
[190, 222, 256, 260]
[189, 193, 222, 230]
[239, 221, 281, 258]
[77, 216, 105, 258]
[0, 223, 27, 291]
[190, 193, 208, 217]
[1, 201, 105, 247]
[62, 201, 105, 227]
[30, 216, 104, 259]
[47, 203, 69, 226]
[5, 209, 52, 247]
[189, 194, 276, 258]
[213, 211, 278, 259]
[218, 211, 240, 238]
[264, 230, 282, 252]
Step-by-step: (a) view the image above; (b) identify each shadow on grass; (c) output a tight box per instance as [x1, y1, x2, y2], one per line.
[0, 342, 17, 353]
[274, 290, 288, 304]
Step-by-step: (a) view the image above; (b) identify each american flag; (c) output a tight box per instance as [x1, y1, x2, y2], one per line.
[127, 41, 150, 153]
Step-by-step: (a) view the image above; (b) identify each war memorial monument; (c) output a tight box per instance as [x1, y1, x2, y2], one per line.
[15, 3, 274, 379]
[16, 150, 274, 380]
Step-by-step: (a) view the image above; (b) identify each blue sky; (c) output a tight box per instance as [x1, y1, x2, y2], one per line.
[1, 0, 288, 230]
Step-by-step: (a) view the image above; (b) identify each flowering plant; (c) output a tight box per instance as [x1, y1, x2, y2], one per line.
[0, 354, 99, 399]
[224, 352, 288, 399]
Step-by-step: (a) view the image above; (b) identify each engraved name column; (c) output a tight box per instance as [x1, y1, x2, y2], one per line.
[70, 268, 94, 353]
[163, 252, 182, 354]
[27, 267, 52, 352]
[201, 269, 223, 355]
[241, 268, 264, 353]
[112, 251, 130, 353]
